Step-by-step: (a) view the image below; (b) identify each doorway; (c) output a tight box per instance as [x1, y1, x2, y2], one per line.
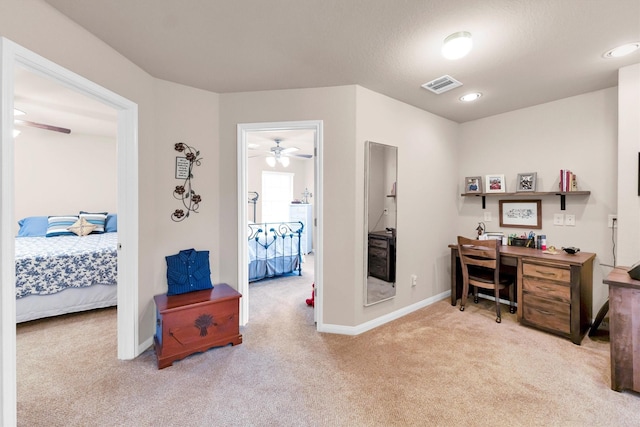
[1, 38, 139, 423]
[237, 121, 323, 328]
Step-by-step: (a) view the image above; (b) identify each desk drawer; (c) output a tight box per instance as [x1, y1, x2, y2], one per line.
[523, 261, 570, 283]
[522, 277, 570, 303]
[369, 238, 388, 249]
[522, 294, 570, 334]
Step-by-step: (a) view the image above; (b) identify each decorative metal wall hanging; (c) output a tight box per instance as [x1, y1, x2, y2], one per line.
[172, 142, 202, 222]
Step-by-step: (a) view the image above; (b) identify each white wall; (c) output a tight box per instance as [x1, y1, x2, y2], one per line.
[13, 129, 116, 230]
[355, 86, 459, 324]
[617, 63, 640, 266]
[219, 86, 358, 326]
[459, 88, 619, 313]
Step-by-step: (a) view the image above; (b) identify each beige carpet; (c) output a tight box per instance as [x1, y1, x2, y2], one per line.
[17, 256, 638, 426]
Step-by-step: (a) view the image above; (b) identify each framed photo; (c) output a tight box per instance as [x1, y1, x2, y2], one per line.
[464, 176, 483, 194]
[175, 157, 190, 179]
[499, 199, 542, 229]
[516, 172, 537, 192]
[485, 174, 506, 193]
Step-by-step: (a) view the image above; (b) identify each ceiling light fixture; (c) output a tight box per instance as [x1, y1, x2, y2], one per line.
[442, 31, 472, 60]
[460, 92, 482, 102]
[603, 42, 640, 58]
[265, 154, 290, 167]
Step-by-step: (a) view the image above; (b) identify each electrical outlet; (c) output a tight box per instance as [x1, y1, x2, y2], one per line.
[410, 274, 417, 287]
[608, 214, 617, 228]
[484, 211, 492, 221]
[553, 213, 564, 226]
[565, 214, 576, 226]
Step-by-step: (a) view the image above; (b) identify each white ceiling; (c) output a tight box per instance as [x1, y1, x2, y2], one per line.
[42, 0, 640, 125]
[14, 67, 117, 138]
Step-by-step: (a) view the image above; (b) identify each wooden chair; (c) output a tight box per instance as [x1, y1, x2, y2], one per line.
[457, 235, 515, 323]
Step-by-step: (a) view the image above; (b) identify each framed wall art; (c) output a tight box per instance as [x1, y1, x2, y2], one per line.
[516, 172, 537, 192]
[499, 199, 542, 229]
[485, 174, 506, 193]
[464, 176, 483, 194]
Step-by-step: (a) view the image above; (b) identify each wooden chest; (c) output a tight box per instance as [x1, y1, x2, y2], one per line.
[154, 283, 242, 369]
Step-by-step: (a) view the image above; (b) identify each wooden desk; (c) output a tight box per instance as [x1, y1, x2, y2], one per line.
[450, 244, 595, 344]
[604, 268, 640, 392]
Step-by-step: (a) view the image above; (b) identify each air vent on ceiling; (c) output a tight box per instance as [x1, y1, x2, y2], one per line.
[421, 75, 463, 94]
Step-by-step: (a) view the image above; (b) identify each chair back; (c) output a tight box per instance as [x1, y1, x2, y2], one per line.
[457, 236, 500, 286]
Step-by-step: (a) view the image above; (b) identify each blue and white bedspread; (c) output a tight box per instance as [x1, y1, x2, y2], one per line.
[15, 232, 118, 298]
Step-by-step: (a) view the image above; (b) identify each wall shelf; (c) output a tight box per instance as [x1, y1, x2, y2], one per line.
[460, 191, 590, 210]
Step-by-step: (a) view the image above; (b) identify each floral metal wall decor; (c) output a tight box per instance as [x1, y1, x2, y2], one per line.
[172, 142, 202, 222]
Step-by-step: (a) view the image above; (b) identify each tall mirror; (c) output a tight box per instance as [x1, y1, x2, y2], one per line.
[364, 141, 397, 306]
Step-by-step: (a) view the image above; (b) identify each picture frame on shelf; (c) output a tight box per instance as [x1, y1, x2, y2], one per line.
[485, 174, 506, 193]
[516, 172, 537, 192]
[499, 199, 542, 229]
[464, 176, 483, 194]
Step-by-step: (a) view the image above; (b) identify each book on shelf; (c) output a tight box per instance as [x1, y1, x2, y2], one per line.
[560, 169, 578, 192]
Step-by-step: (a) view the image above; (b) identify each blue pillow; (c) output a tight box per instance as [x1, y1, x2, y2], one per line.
[106, 214, 117, 233]
[46, 215, 79, 237]
[17, 216, 49, 237]
[79, 211, 107, 234]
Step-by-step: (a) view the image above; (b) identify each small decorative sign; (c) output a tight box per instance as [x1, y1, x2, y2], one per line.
[175, 157, 190, 179]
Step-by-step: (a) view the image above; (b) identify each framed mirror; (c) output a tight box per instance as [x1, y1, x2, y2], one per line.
[364, 141, 397, 306]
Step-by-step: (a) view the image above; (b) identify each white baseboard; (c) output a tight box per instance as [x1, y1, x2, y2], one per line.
[318, 290, 451, 335]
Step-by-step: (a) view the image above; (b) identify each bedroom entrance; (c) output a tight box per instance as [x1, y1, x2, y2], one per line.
[238, 121, 323, 328]
[1, 38, 139, 423]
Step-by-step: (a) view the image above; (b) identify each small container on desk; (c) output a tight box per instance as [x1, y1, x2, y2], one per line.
[509, 237, 535, 248]
[154, 283, 242, 369]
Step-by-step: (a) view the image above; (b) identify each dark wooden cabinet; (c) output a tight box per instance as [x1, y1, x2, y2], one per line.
[604, 268, 640, 393]
[154, 283, 242, 369]
[368, 231, 396, 282]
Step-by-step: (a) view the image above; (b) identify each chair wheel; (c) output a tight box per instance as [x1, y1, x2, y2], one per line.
[509, 307, 516, 314]
[460, 306, 465, 312]
[474, 297, 479, 304]
[496, 317, 502, 323]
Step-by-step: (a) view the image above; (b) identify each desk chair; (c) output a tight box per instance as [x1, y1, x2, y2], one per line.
[457, 236, 516, 323]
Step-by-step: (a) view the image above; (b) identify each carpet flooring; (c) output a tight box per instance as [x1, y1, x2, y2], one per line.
[16, 255, 639, 426]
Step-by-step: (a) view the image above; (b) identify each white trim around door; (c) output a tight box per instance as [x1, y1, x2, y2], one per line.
[237, 120, 323, 329]
[1, 37, 139, 425]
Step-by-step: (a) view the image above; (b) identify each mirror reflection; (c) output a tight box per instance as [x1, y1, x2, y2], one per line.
[364, 141, 397, 305]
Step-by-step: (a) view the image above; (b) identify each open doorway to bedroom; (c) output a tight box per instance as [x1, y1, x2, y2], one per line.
[238, 121, 323, 328]
[2, 38, 139, 423]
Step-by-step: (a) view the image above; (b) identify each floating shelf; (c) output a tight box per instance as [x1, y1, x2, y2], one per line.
[460, 191, 591, 210]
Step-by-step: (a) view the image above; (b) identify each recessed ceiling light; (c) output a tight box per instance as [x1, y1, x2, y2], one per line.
[442, 31, 472, 60]
[460, 92, 482, 102]
[603, 42, 640, 58]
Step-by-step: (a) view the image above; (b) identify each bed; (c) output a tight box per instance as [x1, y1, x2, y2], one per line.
[248, 221, 303, 282]
[15, 214, 118, 323]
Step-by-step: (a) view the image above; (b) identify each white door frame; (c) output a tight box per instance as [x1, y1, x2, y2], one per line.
[1, 38, 139, 425]
[237, 120, 323, 328]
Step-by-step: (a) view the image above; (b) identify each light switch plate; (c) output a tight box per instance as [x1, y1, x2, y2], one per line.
[484, 211, 492, 221]
[565, 214, 576, 226]
[553, 213, 564, 226]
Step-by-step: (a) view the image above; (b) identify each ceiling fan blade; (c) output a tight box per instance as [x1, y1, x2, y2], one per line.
[290, 153, 312, 159]
[282, 147, 299, 153]
[16, 119, 71, 134]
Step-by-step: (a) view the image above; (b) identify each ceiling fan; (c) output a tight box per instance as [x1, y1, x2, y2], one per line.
[250, 139, 312, 167]
[13, 109, 71, 135]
